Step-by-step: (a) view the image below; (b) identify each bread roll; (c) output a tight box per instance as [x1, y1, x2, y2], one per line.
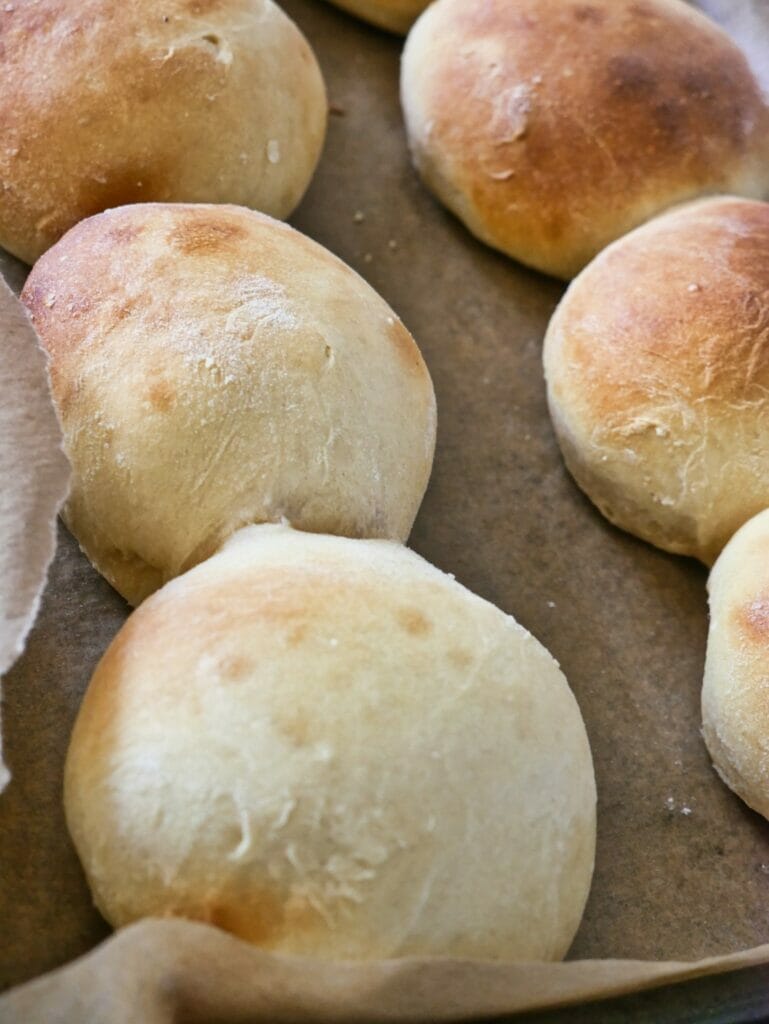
[702, 509, 769, 821]
[64, 524, 597, 961]
[544, 196, 769, 564]
[324, 0, 428, 34]
[401, 0, 769, 279]
[0, 0, 326, 265]
[22, 204, 436, 606]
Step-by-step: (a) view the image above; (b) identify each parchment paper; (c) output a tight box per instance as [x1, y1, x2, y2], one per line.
[1, 0, 769, 1019]
[0, 265, 69, 793]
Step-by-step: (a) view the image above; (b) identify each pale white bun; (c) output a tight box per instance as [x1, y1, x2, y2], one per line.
[401, 0, 769, 279]
[22, 204, 436, 606]
[703, 509, 769, 821]
[324, 0, 429, 34]
[544, 196, 769, 565]
[0, 0, 327, 264]
[64, 525, 597, 962]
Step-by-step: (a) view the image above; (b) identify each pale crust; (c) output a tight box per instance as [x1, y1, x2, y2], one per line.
[324, 0, 428, 34]
[544, 196, 769, 565]
[22, 204, 437, 606]
[64, 524, 597, 961]
[0, 0, 327, 264]
[401, 0, 769, 279]
[703, 510, 769, 822]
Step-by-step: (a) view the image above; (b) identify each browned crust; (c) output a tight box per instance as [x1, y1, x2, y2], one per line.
[0, 0, 326, 263]
[544, 197, 769, 563]
[402, 0, 769, 278]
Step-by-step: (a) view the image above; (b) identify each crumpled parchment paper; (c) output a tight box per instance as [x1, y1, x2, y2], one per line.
[0, 271, 69, 792]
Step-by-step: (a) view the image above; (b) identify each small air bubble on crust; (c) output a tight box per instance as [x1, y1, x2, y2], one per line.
[687, 283, 701, 293]
[353, 210, 365, 224]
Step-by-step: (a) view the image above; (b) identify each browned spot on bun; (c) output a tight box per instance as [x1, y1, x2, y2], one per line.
[203, 886, 285, 944]
[108, 221, 145, 247]
[170, 214, 248, 255]
[387, 317, 425, 374]
[607, 54, 657, 97]
[277, 712, 311, 747]
[734, 597, 769, 644]
[73, 169, 167, 227]
[287, 623, 307, 647]
[397, 607, 432, 636]
[448, 647, 473, 670]
[147, 379, 176, 413]
[574, 4, 605, 23]
[219, 655, 253, 682]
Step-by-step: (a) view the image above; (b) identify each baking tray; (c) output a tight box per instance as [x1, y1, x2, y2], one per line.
[1, 0, 769, 1017]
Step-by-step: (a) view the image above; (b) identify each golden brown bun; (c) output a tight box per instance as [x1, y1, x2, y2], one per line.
[0, 0, 326, 264]
[401, 0, 769, 279]
[324, 0, 428, 34]
[64, 524, 597, 961]
[703, 509, 769, 821]
[22, 204, 436, 606]
[544, 196, 769, 565]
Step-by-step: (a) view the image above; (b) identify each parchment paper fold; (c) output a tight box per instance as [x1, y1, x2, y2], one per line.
[0, 273, 69, 792]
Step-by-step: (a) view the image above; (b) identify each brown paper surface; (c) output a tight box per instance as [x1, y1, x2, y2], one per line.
[1, 0, 769, 1019]
[0, 261, 69, 793]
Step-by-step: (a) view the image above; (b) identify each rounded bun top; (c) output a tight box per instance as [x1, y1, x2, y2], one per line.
[0, 0, 326, 264]
[23, 203, 436, 606]
[64, 524, 596, 961]
[401, 0, 769, 279]
[544, 196, 769, 564]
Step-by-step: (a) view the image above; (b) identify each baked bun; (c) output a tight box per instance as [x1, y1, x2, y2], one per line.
[22, 204, 436, 606]
[324, 0, 428, 34]
[0, 0, 326, 265]
[64, 524, 597, 961]
[401, 0, 769, 279]
[544, 197, 769, 565]
[702, 509, 769, 821]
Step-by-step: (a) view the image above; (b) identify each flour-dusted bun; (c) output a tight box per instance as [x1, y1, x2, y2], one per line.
[703, 509, 769, 821]
[22, 204, 436, 606]
[544, 197, 769, 565]
[64, 524, 597, 961]
[401, 0, 769, 280]
[0, 0, 326, 265]
[325, 0, 428, 34]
